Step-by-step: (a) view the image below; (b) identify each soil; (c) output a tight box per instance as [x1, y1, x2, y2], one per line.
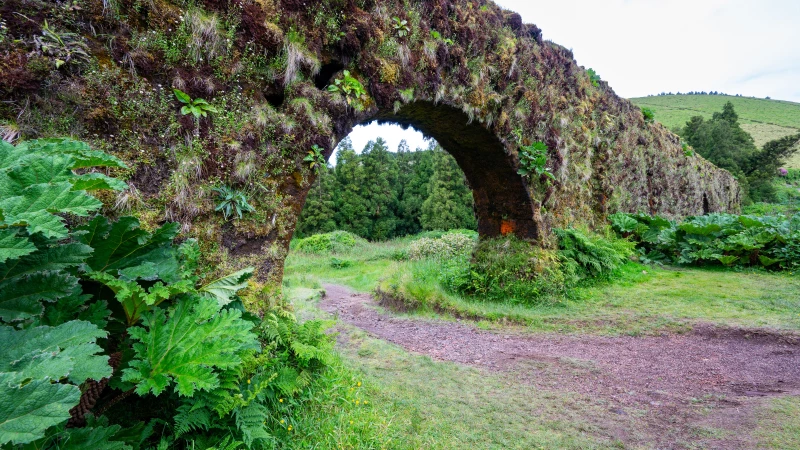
[319, 283, 800, 450]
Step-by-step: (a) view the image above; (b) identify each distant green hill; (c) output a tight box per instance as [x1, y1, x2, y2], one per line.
[630, 95, 800, 168]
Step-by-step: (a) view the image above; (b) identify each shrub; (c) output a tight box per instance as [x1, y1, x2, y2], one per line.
[517, 141, 555, 181]
[587, 68, 601, 87]
[554, 228, 635, 282]
[456, 235, 567, 303]
[327, 70, 368, 110]
[304, 144, 326, 174]
[641, 107, 655, 123]
[293, 230, 364, 254]
[435, 229, 633, 304]
[174, 88, 219, 119]
[407, 231, 476, 261]
[329, 257, 353, 269]
[610, 212, 800, 270]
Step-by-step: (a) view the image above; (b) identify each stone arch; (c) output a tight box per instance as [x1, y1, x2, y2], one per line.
[339, 102, 539, 240]
[0, 0, 741, 295]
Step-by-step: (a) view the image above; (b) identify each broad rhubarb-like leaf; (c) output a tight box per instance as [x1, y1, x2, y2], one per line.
[0, 229, 36, 264]
[122, 296, 258, 397]
[0, 375, 80, 445]
[0, 321, 110, 383]
[78, 216, 181, 275]
[198, 268, 254, 307]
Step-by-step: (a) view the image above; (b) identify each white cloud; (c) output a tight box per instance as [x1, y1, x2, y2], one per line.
[347, 0, 799, 154]
[493, 0, 800, 101]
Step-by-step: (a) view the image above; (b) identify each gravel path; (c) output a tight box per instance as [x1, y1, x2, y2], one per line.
[320, 283, 800, 448]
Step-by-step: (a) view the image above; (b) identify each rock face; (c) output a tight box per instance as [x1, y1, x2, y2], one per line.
[0, 0, 739, 298]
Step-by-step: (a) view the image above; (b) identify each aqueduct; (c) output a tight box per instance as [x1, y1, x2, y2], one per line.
[0, 0, 740, 293]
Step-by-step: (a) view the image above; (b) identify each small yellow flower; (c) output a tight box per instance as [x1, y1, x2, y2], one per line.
[357, 382, 362, 387]
[280, 419, 285, 424]
[364, 400, 369, 405]
[355, 400, 360, 405]
[279, 398, 284, 403]
[247, 379, 251, 384]
[288, 425, 293, 431]
[349, 420, 354, 425]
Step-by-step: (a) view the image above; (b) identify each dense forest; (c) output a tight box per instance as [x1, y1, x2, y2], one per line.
[296, 137, 477, 241]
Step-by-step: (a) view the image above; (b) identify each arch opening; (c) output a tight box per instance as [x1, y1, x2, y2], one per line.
[370, 102, 538, 240]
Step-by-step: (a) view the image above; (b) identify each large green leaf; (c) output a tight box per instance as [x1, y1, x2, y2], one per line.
[15, 138, 126, 169]
[0, 182, 102, 239]
[78, 216, 180, 274]
[198, 268, 254, 307]
[0, 238, 90, 322]
[0, 375, 80, 445]
[0, 229, 36, 264]
[122, 296, 258, 397]
[0, 321, 110, 383]
[0, 154, 74, 195]
[70, 173, 129, 192]
[57, 424, 132, 450]
[0, 272, 79, 322]
[0, 140, 25, 169]
[88, 272, 194, 325]
[0, 241, 92, 281]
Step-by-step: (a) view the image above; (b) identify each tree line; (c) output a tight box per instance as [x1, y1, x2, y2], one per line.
[296, 137, 477, 240]
[680, 102, 800, 203]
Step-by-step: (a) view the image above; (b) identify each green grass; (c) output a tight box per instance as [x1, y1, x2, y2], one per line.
[629, 95, 800, 167]
[284, 236, 800, 448]
[380, 260, 800, 336]
[286, 237, 800, 336]
[753, 397, 800, 449]
[285, 288, 634, 449]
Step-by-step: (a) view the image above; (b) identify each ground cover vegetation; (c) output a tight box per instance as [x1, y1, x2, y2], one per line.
[0, 139, 386, 449]
[0, 0, 796, 446]
[610, 211, 800, 270]
[296, 138, 476, 241]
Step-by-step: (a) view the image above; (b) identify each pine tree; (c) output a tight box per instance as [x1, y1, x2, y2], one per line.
[420, 146, 477, 231]
[360, 138, 400, 240]
[396, 142, 434, 236]
[681, 102, 799, 203]
[333, 140, 371, 237]
[295, 164, 337, 237]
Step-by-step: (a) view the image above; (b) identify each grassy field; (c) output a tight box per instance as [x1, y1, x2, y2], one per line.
[283, 233, 800, 448]
[629, 95, 800, 168]
[284, 239, 800, 336]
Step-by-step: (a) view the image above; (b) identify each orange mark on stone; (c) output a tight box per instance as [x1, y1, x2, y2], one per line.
[500, 220, 515, 236]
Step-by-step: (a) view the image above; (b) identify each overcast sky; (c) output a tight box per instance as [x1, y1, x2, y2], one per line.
[348, 0, 800, 155]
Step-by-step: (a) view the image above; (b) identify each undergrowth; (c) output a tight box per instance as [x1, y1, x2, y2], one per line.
[610, 212, 800, 270]
[0, 139, 358, 449]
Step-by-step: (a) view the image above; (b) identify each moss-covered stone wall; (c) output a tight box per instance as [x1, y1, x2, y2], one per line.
[0, 0, 739, 308]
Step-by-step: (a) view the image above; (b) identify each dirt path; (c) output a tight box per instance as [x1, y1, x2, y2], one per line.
[320, 284, 800, 449]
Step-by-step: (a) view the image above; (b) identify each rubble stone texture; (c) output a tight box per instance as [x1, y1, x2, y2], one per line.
[0, 0, 739, 303]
